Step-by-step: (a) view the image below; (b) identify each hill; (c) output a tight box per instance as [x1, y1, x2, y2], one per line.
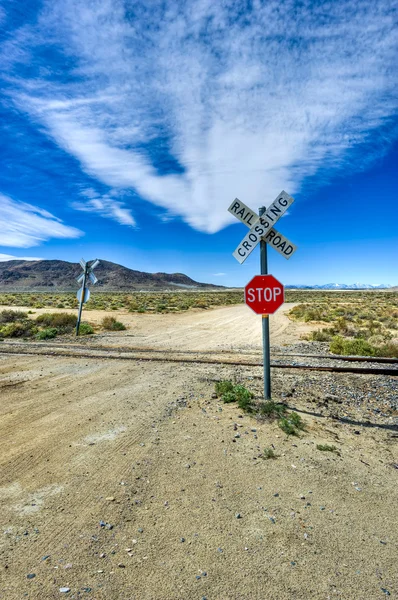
[0, 259, 222, 291]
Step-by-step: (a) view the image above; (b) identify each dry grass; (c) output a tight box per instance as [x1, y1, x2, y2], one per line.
[0, 291, 244, 312]
[288, 291, 398, 357]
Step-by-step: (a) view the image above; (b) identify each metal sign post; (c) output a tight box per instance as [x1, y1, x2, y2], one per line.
[76, 258, 100, 336]
[76, 262, 88, 336]
[228, 191, 296, 401]
[259, 206, 271, 400]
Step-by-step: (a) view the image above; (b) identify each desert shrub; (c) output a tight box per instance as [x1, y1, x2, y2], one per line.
[290, 305, 323, 322]
[309, 329, 333, 342]
[215, 380, 234, 396]
[233, 385, 254, 412]
[288, 412, 304, 430]
[259, 401, 287, 418]
[278, 412, 305, 436]
[262, 447, 276, 459]
[354, 328, 373, 340]
[334, 317, 355, 336]
[37, 327, 58, 340]
[383, 318, 397, 329]
[377, 342, 398, 358]
[317, 444, 339, 453]
[214, 381, 254, 411]
[36, 312, 77, 332]
[79, 323, 94, 335]
[368, 335, 386, 347]
[156, 303, 168, 312]
[0, 310, 30, 323]
[330, 335, 398, 357]
[222, 391, 237, 404]
[0, 321, 36, 338]
[101, 316, 126, 331]
[330, 336, 376, 356]
[194, 301, 209, 309]
[128, 301, 140, 311]
[278, 418, 298, 436]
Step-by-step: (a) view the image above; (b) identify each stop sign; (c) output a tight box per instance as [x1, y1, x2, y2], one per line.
[245, 275, 284, 314]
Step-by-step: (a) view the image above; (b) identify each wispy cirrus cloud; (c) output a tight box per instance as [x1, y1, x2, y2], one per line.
[0, 194, 83, 248]
[1, 0, 397, 233]
[72, 188, 136, 226]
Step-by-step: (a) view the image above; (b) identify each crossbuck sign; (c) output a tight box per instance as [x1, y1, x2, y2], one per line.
[228, 191, 296, 263]
[228, 190, 297, 401]
[75, 258, 100, 336]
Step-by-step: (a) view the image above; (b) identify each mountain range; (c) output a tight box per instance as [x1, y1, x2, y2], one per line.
[285, 283, 394, 290]
[0, 259, 395, 291]
[0, 259, 222, 291]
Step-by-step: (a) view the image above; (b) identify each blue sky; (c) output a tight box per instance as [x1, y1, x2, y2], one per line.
[0, 0, 397, 286]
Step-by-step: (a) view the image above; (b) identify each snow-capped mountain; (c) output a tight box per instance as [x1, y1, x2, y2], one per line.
[285, 283, 394, 289]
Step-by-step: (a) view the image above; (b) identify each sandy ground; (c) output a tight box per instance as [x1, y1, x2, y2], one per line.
[0, 303, 314, 351]
[0, 305, 397, 600]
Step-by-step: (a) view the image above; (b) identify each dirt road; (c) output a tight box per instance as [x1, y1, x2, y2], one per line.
[1, 303, 313, 351]
[0, 305, 397, 599]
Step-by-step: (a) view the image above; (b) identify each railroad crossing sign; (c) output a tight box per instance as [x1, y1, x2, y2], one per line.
[228, 192, 296, 263]
[245, 275, 284, 315]
[75, 258, 100, 335]
[227, 190, 297, 401]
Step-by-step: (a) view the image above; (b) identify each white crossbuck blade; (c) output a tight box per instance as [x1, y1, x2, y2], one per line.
[228, 192, 296, 264]
[90, 259, 100, 270]
[79, 258, 86, 270]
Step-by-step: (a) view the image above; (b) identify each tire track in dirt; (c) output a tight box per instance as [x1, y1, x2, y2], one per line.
[0, 355, 204, 568]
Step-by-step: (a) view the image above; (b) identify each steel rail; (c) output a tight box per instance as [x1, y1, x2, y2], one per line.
[272, 353, 398, 364]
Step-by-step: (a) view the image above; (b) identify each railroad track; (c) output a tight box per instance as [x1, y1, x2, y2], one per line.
[0, 341, 397, 376]
[1, 339, 397, 363]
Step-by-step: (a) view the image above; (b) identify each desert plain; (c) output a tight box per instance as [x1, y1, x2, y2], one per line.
[0, 299, 397, 600]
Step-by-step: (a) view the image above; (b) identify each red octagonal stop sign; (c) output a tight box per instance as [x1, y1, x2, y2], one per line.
[245, 275, 284, 315]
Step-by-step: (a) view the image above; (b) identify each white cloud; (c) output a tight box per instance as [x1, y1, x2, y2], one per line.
[213, 273, 226, 277]
[73, 189, 136, 226]
[0, 193, 83, 248]
[0, 254, 43, 262]
[4, 0, 398, 233]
